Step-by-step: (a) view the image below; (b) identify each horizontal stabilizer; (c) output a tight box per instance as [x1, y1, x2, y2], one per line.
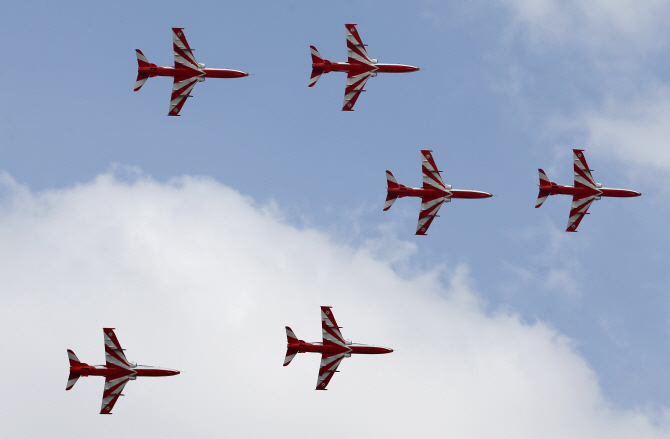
[386, 170, 399, 189]
[66, 372, 80, 390]
[67, 349, 83, 366]
[286, 326, 299, 344]
[309, 68, 322, 87]
[134, 73, 149, 92]
[284, 349, 298, 366]
[384, 194, 398, 211]
[538, 168, 550, 186]
[536, 190, 550, 208]
[135, 49, 150, 69]
[310, 46, 324, 64]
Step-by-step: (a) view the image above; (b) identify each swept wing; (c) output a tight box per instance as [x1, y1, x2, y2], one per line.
[169, 76, 199, 116]
[169, 28, 203, 116]
[416, 150, 451, 235]
[316, 352, 346, 390]
[421, 150, 447, 190]
[100, 375, 131, 414]
[172, 28, 199, 70]
[416, 196, 448, 235]
[343, 71, 372, 111]
[345, 24, 373, 66]
[321, 306, 346, 347]
[573, 149, 598, 190]
[567, 194, 596, 232]
[316, 306, 348, 390]
[104, 328, 134, 371]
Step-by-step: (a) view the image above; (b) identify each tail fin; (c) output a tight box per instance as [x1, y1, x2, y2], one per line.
[284, 349, 298, 366]
[386, 171, 399, 189]
[134, 50, 150, 91]
[66, 372, 80, 390]
[310, 46, 324, 64]
[535, 190, 550, 208]
[286, 326, 299, 344]
[66, 350, 83, 390]
[284, 327, 300, 366]
[135, 49, 150, 69]
[67, 349, 83, 367]
[538, 169, 550, 187]
[309, 46, 324, 87]
[384, 171, 399, 211]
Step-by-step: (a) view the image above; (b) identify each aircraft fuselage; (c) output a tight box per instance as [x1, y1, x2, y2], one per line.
[70, 363, 180, 378]
[138, 65, 248, 79]
[288, 341, 392, 355]
[388, 186, 492, 199]
[540, 184, 640, 198]
[312, 61, 419, 74]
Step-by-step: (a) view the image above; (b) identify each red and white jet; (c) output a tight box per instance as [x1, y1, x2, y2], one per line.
[284, 306, 393, 390]
[309, 24, 419, 111]
[536, 149, 641, 232]
[385, 150, 492, 235]
[134, 27, 248, 116]
[66, 328, 179, 414]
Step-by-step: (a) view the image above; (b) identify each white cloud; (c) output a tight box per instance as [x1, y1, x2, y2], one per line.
[1, 171, 669, 438]
[574, 88, 670, 173]
[500, 0, 670, 54]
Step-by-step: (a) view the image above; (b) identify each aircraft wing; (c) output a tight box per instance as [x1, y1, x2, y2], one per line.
[103, 328, 134, 372]
[342, 71, 372, 111]
[345, 24, 373, 65]
[417, 196, 448, 235]
[573, 149, 598, 190]
[321, 306, 347, 348]
[316, 352, 346, 390]
[100, 375, 131, 414]
[421, 150, 448, 190]
[172, 27, 199, 70]
[566, 194, 597, 232]
[168, 75, 200, 116]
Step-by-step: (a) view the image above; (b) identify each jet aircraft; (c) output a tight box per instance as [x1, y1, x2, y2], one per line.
[284, 306, 393, 390]
[536, 149, 641, 232]
[134, 27, 248, 116]
[66, 328, 179, 414]
[309, 24, 419, 111]
[384, 150, 492, 235]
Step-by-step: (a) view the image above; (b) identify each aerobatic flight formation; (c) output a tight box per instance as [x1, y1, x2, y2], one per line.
[384, 150, 492, 235]
[536, 149, 641, 232]
[66, 328, 179, 414]
[57, 23, 648, 418]
[309, 24, 420, 111]
[134, 27, 248, 116]
[284, 307, 393, 390]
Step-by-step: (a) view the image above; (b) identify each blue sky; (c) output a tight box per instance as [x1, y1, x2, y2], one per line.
[3, 0, 670, 433]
